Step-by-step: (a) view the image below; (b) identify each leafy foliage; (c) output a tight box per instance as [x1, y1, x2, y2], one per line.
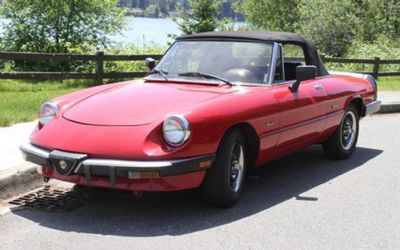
[0, 0, 126, 53]
[236, 0, 358, 55]
[239, 0, 400, 58]
[347, 37, 400, 61]
[355, 0, 400, 43]
[342, 36, 400, 73]
[176, 0, 224, 35]
[237, 0, 299, 32]
[297, 0, 357, 57]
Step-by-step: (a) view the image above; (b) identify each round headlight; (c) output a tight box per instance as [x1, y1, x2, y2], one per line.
[39, 102, 59, 125]
[162, 115, 191, 147]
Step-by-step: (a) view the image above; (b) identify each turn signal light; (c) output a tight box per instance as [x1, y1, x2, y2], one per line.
[199, 160, 212, 170]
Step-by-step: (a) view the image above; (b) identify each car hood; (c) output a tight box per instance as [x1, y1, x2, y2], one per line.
[63, 81, 235, 126]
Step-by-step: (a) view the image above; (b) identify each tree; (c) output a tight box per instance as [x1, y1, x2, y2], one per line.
[297, 0, 357, 57]
[0, 0, 126, 53]
[177, 0, 223, 35]
[145, 4, 160, 18]
[168, 0, 178, 11]
[355, 0, 400, 43]
[139, 0, 147, 10]
[181, 0, 190, 11]
[160, 0, 170, 16]
[237, 0, 300, 32]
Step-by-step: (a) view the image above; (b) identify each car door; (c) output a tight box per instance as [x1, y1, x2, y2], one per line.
[272, 43, 328, 149]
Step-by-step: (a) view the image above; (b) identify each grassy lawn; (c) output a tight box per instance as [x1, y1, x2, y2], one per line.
[377, 77, 400, 91]
[0, 76, 399, 127]
[0, 80, 90, 127]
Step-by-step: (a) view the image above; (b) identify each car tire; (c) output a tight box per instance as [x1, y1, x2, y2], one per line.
[202, 128, 247, 207]
[323, 104, 360, 159]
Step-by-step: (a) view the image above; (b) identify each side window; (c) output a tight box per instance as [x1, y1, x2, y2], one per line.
[282, 44, 306, 81]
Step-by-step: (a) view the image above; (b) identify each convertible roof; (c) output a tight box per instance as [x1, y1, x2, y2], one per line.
[178, 31, 329, 76]
[178, 31, 308, 44]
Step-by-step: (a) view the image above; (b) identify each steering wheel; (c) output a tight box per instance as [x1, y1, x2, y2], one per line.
[222, 68, 261, 84]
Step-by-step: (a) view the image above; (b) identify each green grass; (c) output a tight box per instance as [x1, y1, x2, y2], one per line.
[0, 80, 91, 127]
[377, 77, 400, 91]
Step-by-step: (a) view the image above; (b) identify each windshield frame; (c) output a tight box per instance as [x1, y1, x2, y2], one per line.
[145, 40, 278, 86]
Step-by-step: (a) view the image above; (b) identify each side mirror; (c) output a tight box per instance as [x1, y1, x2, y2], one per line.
[289, 65, 317, 92]
[145, 57, 156, 72]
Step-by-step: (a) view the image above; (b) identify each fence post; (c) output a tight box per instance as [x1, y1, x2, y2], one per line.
[95, 51, 104, 85]
[372, 57, 380, 80]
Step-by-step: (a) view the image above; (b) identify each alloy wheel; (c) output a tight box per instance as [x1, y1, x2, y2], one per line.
[229, 143, 244, 192]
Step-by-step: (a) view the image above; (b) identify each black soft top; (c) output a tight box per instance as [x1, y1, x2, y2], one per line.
[178, 31, 329, 76]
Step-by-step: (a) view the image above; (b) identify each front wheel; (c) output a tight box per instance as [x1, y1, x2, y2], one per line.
[323, 104, 360, 159]
[202, 129, 247, 207]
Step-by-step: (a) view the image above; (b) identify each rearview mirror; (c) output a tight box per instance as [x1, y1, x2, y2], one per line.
[289, 65, 317, 92]
[145, 57, 156, 72]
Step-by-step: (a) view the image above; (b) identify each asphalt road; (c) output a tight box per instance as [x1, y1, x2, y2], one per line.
[1, 114, 399, 250]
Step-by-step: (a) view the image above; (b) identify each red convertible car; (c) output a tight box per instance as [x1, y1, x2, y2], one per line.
[21, 32, 381, 206]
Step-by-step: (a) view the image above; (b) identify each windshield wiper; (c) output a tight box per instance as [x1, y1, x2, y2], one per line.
[178, 72, 232, 86]
[146, 69, 169, 81]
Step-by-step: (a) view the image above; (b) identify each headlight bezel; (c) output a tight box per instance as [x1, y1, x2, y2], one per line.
[162, 115, 191, 147]
[39, 102, 59, 126]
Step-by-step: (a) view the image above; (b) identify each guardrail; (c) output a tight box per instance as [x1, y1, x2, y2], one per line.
[0, 52, 399, 83]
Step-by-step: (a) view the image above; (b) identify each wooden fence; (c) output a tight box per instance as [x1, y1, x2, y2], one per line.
[0, 52, 400, 83]
[320, 55, 400, 79]
[0, 52, 162, 84]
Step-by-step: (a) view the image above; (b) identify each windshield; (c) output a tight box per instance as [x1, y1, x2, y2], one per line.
[149, 41, 273, 85]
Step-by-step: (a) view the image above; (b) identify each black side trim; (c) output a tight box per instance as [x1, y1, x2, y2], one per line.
[84, 165, 92, 186]
[22, 151, 51, 167]
[109, 167, 116, 187]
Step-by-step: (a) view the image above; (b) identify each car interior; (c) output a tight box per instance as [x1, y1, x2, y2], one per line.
[284, 62, 304, 80]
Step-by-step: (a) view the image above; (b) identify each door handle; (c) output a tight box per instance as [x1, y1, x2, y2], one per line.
[314, 83, 324, 90]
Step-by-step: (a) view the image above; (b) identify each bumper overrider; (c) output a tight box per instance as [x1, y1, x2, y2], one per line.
[365, 100, 381, 115]
[20, 143, 215, 190]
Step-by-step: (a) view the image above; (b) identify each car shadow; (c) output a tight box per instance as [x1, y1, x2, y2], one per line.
[11, 145, 382, 237]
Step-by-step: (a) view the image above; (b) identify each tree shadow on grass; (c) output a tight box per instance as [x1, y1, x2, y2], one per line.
[12, 146, 382, 237]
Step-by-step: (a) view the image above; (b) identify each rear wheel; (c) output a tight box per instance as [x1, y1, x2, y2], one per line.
[202, 129, 247, 207]
[323, 104, 359, 159]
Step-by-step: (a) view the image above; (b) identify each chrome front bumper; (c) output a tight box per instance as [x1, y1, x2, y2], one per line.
[20, 143, 214, 186]
[365, 100, 381, 115]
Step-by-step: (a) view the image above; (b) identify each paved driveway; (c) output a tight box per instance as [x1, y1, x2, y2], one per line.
[0, 114, 399, 250]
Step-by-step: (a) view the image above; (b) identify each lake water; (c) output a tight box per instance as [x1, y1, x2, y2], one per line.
[0, 17, 246, 49]
[110, 17, 181, 48]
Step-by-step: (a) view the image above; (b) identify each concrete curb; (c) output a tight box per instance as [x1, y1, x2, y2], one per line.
[378, 92, 400, 114]
[0, 164, 43, 200]
[377, 103, 400, 114]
